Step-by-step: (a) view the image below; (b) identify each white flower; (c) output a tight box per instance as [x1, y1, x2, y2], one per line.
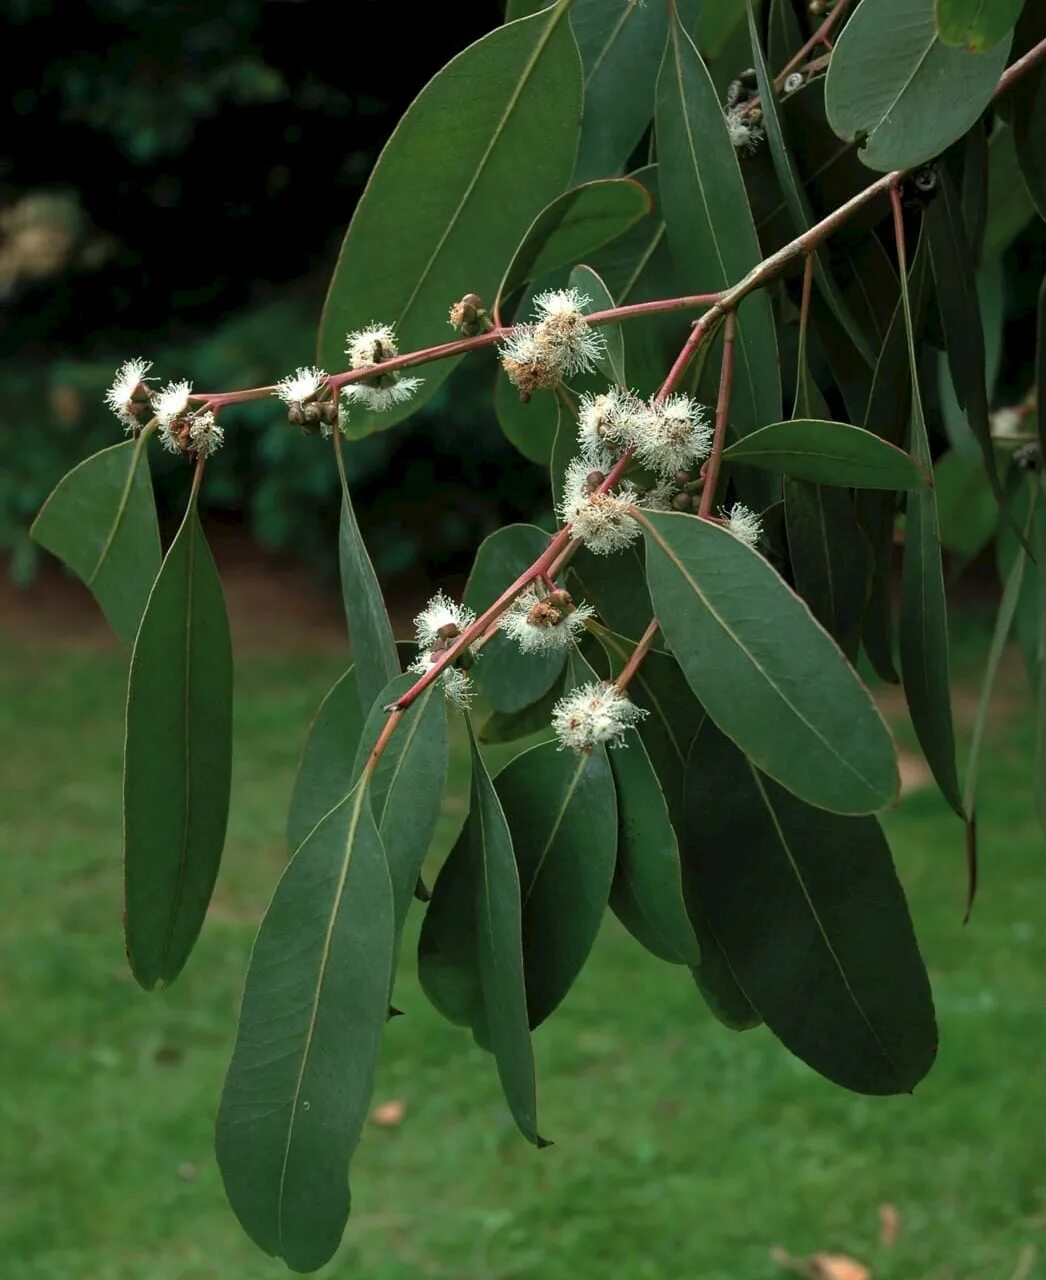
[275, 366, 328, 408]
[991, 406, 1024, 439]
[724, 105, 763, 154]
[409, 651, 473, 708]
[640, 480, 679, 512]
[576, 388, 654, 464]
[532, 287, 589, 325]
[341, 376, 423, 413]
[558, 457, 641, 556]
[632, 394, 712, 478]
[498, 323, 561, 397]
[105, 358, 154, 429]
[414, 590, 476, 651]
[551, 680, 647, 753]
[500, 588, 595, 654]
[188, 411, 224, 458]
[152, 379, 192, 427]
[345, 323, 398, 370]
[724, 502, 762, 548]
[531, 286, 605, 376]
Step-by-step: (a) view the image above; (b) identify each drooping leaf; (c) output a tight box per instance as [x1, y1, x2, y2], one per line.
[30, 435, 161, 647]
[984, 123, 1038, 259]
[215, 778, 393, 1273]
[683, 719, 938, 1095]
[768, 0, 804, 67]
[286, 666, 365, 854]
[825, 0, 1011, 173]
[1010, 56, 1046, 221]
[570, 0, 672, 181]
[935, 0, 1025, 51]
[496, 178, 652, 310]
[570, 263, 627, 386]
[724, 419, 928, 488]
[318, 3, 582, 435]
[609, 729, 701, 966]
[1035, 477, 1046, 839]
[463, 523, 564, 714]
[479, 668, 565, 744]
[496, 738, 617, 1027]
[934, 450, 998, 563]
[123, 490, 232, 990]
[1038, 273, 1046, 456]
[656, 13, 780, 433]
[418, 822, 481, 1030]
[640, 510, 899, 815]
[338, 465, 399, 712]
[785, 480, 872, 664]
[467, 722, 545, 1146]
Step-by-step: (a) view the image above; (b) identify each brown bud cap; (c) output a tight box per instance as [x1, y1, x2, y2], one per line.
[303, 403, 321, 424]
[435, 622, 461, 641]
[584, 470, 606, 494]
[321, 402, 338, 425]
[547, 588, 573, 611]
[287, 405, 304, 427]
[671, 492, 692, 513]
[673, 470, 692, 488]
[684, 479, 703, 496]
[527, 600, 563, 629]
[502, 356, 560, 398]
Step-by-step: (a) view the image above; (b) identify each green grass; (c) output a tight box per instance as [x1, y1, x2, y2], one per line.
[2, 617, 1045, 1280]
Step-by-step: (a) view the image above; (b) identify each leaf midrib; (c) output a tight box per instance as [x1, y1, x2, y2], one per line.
[521, 755, 587, 910]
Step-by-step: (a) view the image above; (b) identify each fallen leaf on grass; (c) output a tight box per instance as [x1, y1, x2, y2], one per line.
[877, 1203, 899, 1248]
[771, 1246, 871, 1280]
[371, 1098, 407, 1127]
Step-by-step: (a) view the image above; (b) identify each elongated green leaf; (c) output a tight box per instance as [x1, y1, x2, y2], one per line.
[656, 14, 780, 433]
[895, 227, 965, 817]
[746, 4, 875, 366]
[497, 739, 617, 1026]
[1035, 477, 1046, 839]
[123, 492, 232, 990]
[570, 263, 626, 385]
[496, 342, 562, 465]
[287, 667, 365, 854]
[480, 667, 565, 743]
[338, 469, 399, 713]
[609, 730, 700, 966]
[418, 823, 481, 1029]
[640, 510, 899, 815]
[825, 0, 1011, 172]
[935, 0, 1025, 50]
[785, 480, 872, 664]
[30, 435, 161, 647]
[984, 123, 1037, 259]
[497, 178, 651, 307]
[571, 0, 670, 181]
[684, 720, 938, 1095]
[215, 778, 393, 1272]
[319, 4, 582, 435]
[1038, 274, 1046, 456]
[725, 419, 927, 488]
[467, 723, 545, 1145]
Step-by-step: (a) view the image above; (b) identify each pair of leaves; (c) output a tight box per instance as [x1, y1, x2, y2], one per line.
[319, 2, 582, 436]
[826, 0, 1012, 172]
[217, 672, 448, 1272]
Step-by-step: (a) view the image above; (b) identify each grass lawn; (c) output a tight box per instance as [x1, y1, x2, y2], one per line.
[2, 611, 1045, 1280]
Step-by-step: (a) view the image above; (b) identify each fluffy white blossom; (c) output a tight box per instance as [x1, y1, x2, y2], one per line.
[275, 366, 328, 408]
[724, 501, 762, 548]
[188, 411, 224, 458]
[341, 376, 424, 413]
[500, 287, 606, 396]
[346, 323, 398, 369]
[498, 324, 559, 397]
[557, 458, 642, 556]
[500, 588, 595, 655]
[551, 680, 647, 753]
[152, 379, 192, 427]
[632, 393, 713, 478]
[105, 358, 154, 429]
[409, 651, 473, 708]
[414, 591, 476, 651]
[576, 388, 654, 464]
[724, 104, 763, 153]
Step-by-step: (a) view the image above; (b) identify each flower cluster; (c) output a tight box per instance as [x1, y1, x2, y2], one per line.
[724, 104, 764, 154]
[500, 587, 594, 655]
[557, 459, 643, 556]
[499, 287, 606, 398]
[341, 324, 424, 416]
[105, 358, 155, 431]
[577, 387, 711, 479]
[274, 366, 336, 435]
[723, 501, 762, 548]
[409, 591, 478, 708]
[551, 680, 647, 754]
[104, 363, 225, 458]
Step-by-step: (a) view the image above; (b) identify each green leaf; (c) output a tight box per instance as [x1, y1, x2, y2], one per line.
[496, 365, 562, 466]
[656, 14, 780, 433]
[337, 461, 399, 713]
[683, 719, 938, 1095]
[1040, 274, 1046, 456]
[984, 123, 1038, 258]
[497, 738, 618, 1026]
[640, 510, 899, 815]
[1035, 477, 1046, 839]
[418, 823, 481, 1029]
[609, 730, 701, 966]
[895, 228, 965, 818]
[318, 3, 582, 435]
[785, 480, 872, 664]
[496, 178, 652, 309]
[825, 0, 1011, 173]
[123, 490, 232, 989]
[286, 667, 365, 854]
[746, 4, 875, 367]
[571, 0, 671, 181]
[479, 668, 565, 744]
[570, 263, 626, 385]
[935, 0, 1025, 50]
[215, 778, 393, 1272]
[935, 449, 998, 562]
[467, 722, 545, 1145]
[30, 435, 161, 647]
[724, 418, 927, 488]
[463, 523, 564, 713]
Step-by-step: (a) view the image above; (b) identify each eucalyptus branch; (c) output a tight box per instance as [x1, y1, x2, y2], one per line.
[698, 312, 737, 519]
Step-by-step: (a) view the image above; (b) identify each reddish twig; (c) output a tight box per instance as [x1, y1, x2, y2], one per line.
[698, 312, 737, 519]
